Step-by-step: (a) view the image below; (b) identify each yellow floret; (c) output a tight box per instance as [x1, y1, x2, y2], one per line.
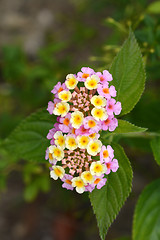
[90, 161, 107, 176]
[91, 95, 107, 108]
[87, 140, 102, 156]
[50, 166, 65, 180]
[66, 135, 77, 150]
[81, 171, 94, 184]
[49, 145, 64, 161]
[72, 177, 85, 194]
[53, 102, 70, 117]
[58, 90, 72, 102]
[77, 135, 90, 149]
[54, 131, 66, 149]
[84, 75, 99, 90]
[91, 107, 108, 121]
[65, 74, 78, 89]
[70, 111, 84, 129]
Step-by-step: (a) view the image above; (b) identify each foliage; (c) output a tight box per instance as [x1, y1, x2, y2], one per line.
[2, 109, 55, 163]
[133, 179, 160, 240]
[90, 144, 133, 240]
[110, 30, 145, 116]
[0, 0, 160, 239]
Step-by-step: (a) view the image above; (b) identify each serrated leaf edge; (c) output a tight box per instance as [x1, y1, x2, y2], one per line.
[89, 144, 133, 240]
[109, 30, 146, 117]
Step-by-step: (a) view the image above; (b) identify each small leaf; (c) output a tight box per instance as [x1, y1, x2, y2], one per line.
[147, 1, 160, 14]
[89, 144, 133, 240]
[24, 182, 38, 202]
[133, 178, 160, 240]
[113, 120, 147, 134]
[2, 109, 55, 162]
[110, 30, 146, 116]
[150, 137, 160, 166]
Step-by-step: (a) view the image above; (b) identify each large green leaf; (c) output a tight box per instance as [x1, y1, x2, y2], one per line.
[147, 1, 160, 14]
[89, 144, 133, 240]
[2, 109, 55, 162]
[150, 137, 160, 166]
[133, 179, 160, 240]
[110, 31, 145, 116]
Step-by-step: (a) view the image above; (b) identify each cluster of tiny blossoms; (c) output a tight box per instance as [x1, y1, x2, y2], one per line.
[45, 67, 121, 194]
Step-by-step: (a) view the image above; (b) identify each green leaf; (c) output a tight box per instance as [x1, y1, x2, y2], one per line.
[113, 120, 147, 134]
[133, 179, 160, 240]
[110, 30, 145, 116]
[150, 137, 160, 166]
[24, 181, 38, 202]
[2, 108, 55, 163]
[147, 1, 160, 14]
[89, 144, 133, 240]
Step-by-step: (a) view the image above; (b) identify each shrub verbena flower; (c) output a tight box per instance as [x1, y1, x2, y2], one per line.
[46, 67, 122, 194]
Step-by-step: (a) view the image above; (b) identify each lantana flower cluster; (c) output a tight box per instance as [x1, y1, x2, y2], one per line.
[46, 67, 121, 194]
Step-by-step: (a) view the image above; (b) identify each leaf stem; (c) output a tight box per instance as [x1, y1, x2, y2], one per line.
[117, 131, 160, 139]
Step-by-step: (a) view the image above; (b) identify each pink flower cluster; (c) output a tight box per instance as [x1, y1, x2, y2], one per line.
[45, 67, 121, 194]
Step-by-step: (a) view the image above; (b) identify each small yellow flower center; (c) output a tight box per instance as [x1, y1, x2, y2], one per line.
[91, 143, 98, 151]
[49, 153, 53, 160]
[75, 116, 81, 123]
[85, 173, 92, 181]
[55, 168, 62, 176]
[69, 139, 76, 146]
[76, 180, 84, 187]
[89, 80, 96, 87]
[94, 164, 102, 172]
[61, 94, 68, 100]
[57, 137, 64, 145]
[95, 99, 102, 105]
[69, 79, 76, 86]
[54, 149, 61, 157]
[95, 109, 103, 117]
[59, 105, 66, 113]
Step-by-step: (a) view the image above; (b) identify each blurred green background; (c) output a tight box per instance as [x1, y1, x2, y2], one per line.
[0, 0, 160, 239]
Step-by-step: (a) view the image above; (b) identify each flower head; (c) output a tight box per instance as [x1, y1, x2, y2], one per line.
[46, 67, 121, 193]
